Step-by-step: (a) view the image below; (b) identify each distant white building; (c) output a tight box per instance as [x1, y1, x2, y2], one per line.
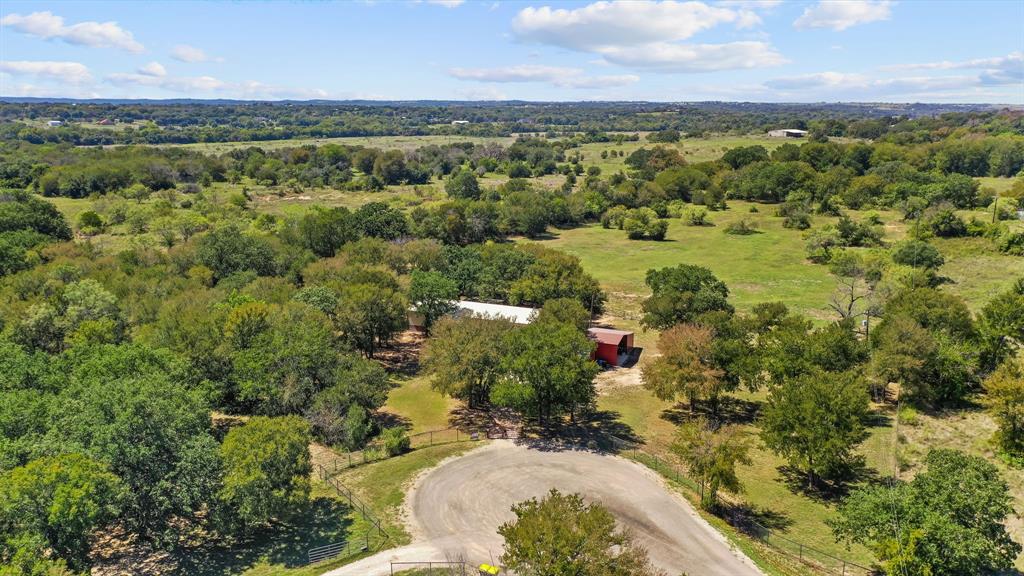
[408, 300, 537, 331]
[768, 128, 808, 138]
[451, 120, 469, 125]
[47, 120, 63, 127]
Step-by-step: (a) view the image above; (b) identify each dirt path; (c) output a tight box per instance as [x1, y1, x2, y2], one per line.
[322, 440, 762, 576]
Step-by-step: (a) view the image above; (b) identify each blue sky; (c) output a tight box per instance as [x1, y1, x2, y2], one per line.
[1, 0, 1021, 103]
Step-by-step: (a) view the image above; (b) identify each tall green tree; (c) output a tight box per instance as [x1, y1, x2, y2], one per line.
[498, 489, 661, 576]
[218, 416, 312, 532]
[672, 418, 751, 509]
[760, 371, 869, 486]
[493, 321, 598, 423]
[422, 316, 514, 408]
[336, 282, 407, 358]
[408, 270, 458, 334]
[0, 454, 123, 570]
[640, 264, 732, 329]
[983, 360, 1024, 457]
[831, 449, 1020, 576]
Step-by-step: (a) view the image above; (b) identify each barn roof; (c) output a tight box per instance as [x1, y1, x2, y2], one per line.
[587, 327, 633, 345]
[454, 300, 536, 325]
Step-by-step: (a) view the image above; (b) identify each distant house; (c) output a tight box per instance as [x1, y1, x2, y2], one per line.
[96, 118, 114, 126]
[451, 120, 469, 125]
[408, 300, 536, 331]
[587, 327, 635, 367]
[46, 120, 63, 127]
[768, 128, 808, 138]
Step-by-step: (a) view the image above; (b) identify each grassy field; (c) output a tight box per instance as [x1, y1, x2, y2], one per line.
[174, 134, 517, 154]
[579, 135, 790, 175]
[382, 375, 456, 434]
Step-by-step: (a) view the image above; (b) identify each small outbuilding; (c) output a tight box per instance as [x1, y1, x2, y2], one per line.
[408, 300, 537, 331]
[768, 128, 808, 138]
[46, 120, 63, 127]
[587, 327, 635, 367]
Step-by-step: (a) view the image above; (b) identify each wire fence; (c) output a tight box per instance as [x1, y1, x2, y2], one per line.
[309, 463, 391, 565]
[606, 434, 876, 576]
[320, 427, 477, 473]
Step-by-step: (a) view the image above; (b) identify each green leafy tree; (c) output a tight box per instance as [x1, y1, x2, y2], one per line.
[831, 449, 1020, 576]
[445, 168, 481, 200]
[219, 416, 312, 531]
[197, 224, 276, 280]
[422, 316, 515, 408]
[493, 321, 598, 423]
[672, 418, 751, 509]
[353, 201, 408, 240]
[535, 297, 591, 332]
[0, 454, 123, 570]
[641, 264, 732, 329]
[336, 282, 407, 358]
[47, 344, 220, 543]
[408, 270, 458, 334]
[298, 206, 358, 257]
[983, 360, 1024, 457]
[760, 371, 869, 486]
[498, 489, 661, 576]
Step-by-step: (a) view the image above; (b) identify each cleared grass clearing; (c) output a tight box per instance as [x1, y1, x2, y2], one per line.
[382, 375, 456, 435]
[174, 134, 517, 154]
[531, 202, 839, 320]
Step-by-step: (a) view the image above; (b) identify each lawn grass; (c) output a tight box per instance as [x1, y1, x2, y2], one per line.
[383, 375, 456, 434]
[530, 202, 840, 321]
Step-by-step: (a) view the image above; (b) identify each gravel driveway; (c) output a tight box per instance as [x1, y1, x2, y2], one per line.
[322, 440, 763, 576]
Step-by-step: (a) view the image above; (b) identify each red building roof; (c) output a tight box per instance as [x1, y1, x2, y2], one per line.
[587, 327, 633, 345]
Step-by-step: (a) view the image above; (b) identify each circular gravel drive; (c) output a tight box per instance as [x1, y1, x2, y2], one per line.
[323, 440, 763, 576]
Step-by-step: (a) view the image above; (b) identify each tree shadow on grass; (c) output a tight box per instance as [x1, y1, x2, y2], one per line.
[777, 458, 880, 504]
[375, 411, 413, 432]
[514, 409, 642, 454]
[717, 501, 793, 535]
[168, 497, 354, 576]
[660, 396, 762, 428]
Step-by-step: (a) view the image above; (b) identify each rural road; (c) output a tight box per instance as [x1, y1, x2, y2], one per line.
[323, 440, 763, 576]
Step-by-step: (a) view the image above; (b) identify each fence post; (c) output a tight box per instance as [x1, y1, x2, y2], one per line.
[430, 430, 434, 445]
[799, 543, 803, 560]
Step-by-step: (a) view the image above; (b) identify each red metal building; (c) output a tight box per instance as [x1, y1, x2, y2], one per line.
[588, 327, 635, 367]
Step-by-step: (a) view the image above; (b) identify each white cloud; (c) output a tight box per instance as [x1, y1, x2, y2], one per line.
[881, 52, 1023, 86]
[600, 41, 786, 72]
[512, 1, 741, 51]
[426, 0, 465, 7]
[170, 44, 222, 63]
[716, 0, 781, 8]
[104, 71, 328, 99]
[138, 62, 167, 77]
[0, 60, 92, 84]
[0, 11, 144, 52]
[449, 64, 639, 89]
[794, 1, 892, 31]
[763, 70, 1000, 99]
[509, 1, 783, 75]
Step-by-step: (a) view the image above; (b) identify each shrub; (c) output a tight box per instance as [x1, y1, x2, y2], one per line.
[998, 232, 1024, 256]
[724, 219, 758, 235]
[928, 209, 967, 237]
[380, 427, 410, 457]
[892, 240, 945, 269]
[783, 212, 811, 230]
[683, 206, 709, 226]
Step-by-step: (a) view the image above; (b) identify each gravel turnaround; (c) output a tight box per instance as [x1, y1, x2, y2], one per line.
[322, 440, 764, 576]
